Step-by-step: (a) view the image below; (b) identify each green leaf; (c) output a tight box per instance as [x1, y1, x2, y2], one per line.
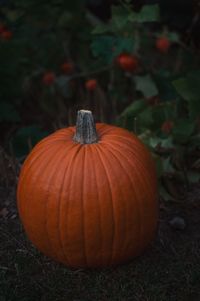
[188, 98, 200, 119]
[162, 157, 175, 173]
[154, 70, 178, 102]
[138, 108, 153, 127]
[110, 5, 130, 31]
[149, 136, 162, 148]
[148, 136, 174, 149]
[187, 171, 200, 183]
[115, 37, 134, 54]
[151, 106, 167, 130]
[91, 36, 116, 63]
[11, 126, 49, 157]
[57, 11, 73, 27]
[128, 12, 138, 22]
[172, 119, 195, 144]
[91, 36, 134, 63]
[189, 134, 200, 147]
[173, 71, 200, 101]
[129, 4, 160, 23]
[121, 99, 146, 118]
[135, 74, 158, 98]
[4, 9, 24, 22]
[173, 72, 200, 118]
[160, 137, 174, 148]
[0, 102, 20, 122]
[153, 154, 163, 178]
[173, 78, 197, 102]
[92, 23, 111, 34]
[137, 4, 160, 22]
[168, 32, 180, 42]
[159, 185, 175, 201]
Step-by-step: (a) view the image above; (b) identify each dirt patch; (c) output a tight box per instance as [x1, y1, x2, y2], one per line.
[0, 150, 200, 301]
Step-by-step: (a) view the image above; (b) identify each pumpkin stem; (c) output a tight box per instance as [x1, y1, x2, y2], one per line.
[73, 110, 98, 144]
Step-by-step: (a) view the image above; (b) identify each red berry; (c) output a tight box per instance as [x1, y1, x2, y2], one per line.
[0, 24, 6, 34]
[85, 79, 97, 91]
[116, 53, 139, 72]
[156, 37, 170, 53]
[42, 72, 55, 86]
[161, 120, 174, 134]
[60, 62, 74, 74]
[1, 30, 12, 40]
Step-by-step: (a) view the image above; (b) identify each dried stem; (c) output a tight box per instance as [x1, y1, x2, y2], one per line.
[73, 110, 98, 144]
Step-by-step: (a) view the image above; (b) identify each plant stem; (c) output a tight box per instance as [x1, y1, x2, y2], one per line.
[73, 110, 98, 144]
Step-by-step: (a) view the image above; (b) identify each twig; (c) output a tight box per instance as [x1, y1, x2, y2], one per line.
[0, 265, 15, 272]
[70, 65, 111, 80]
[173, 48, 183, 74]
[108, 68, 118, 121]
[62, 40, 71, 60]
[118, 0, 133, 13]
[85, 10, 104, 26]
[185, 11, 200, 44]
[133, 117, 137, 134]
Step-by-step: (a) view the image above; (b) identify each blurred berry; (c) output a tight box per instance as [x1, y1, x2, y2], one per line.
[1, 30, 12, 40]
[85, 79, 97, 91]
[116, 53, 139, 72]
[156, 37, 171, 53]
[0, 23, 6, 34]
[42, 72, 55, 86]
[161, 120, 174, 134]
[60, 62, 74, 74]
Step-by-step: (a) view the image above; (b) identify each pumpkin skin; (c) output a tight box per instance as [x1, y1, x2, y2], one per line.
[17, 123, 158, 268]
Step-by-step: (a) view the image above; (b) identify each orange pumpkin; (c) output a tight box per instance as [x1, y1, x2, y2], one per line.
[17, 110, 158, 268]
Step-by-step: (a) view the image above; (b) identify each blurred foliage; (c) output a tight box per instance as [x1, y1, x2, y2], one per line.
[0, 0, 200, 200]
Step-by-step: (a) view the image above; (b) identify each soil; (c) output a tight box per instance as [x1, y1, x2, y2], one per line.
[0, 148, 200, 301]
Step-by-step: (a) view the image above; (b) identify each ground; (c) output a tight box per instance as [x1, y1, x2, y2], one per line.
[0, 150, 200, 301]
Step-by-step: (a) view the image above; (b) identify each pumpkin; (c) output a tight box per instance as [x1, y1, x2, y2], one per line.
[17, 110, 158, 268]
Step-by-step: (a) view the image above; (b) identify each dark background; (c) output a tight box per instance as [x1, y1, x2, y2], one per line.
[88, 0, 200, 43]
